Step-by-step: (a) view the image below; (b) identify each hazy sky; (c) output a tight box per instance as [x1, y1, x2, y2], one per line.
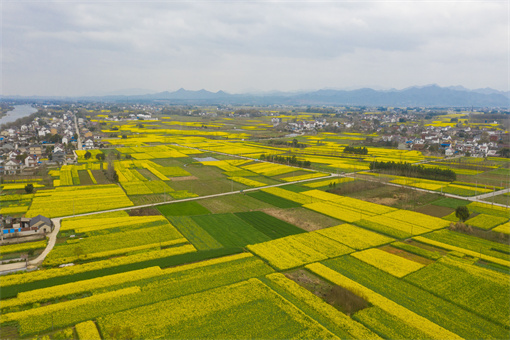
[2, 0, 508, 96]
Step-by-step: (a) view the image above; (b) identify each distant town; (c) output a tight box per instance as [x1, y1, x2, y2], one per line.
[0, 101, 508, 178]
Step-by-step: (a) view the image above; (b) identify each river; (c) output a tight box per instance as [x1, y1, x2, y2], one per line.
[0, 104, 38, 126]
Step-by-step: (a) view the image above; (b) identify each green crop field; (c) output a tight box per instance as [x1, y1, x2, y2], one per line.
[247, 191, 302, 208]
[167, 216, 223, 250]
[235, 211, 306, 239]
[405, 257, 510, 327]
[199, 193, 274, 213]
[419, 229, 510, 261]
[192, 213, 272, 247]
[319, 256, 509, 339]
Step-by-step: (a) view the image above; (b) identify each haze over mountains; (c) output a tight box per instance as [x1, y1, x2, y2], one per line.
[3, 85, 509, 108]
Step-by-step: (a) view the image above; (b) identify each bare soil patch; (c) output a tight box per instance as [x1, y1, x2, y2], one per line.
[78, 170, 93, 185]
[128, 207, 161, 216]
[365, 197, 398, 206]
[414, 205, 454, 218]
[285, 269, 370, 315]
[90, 170, 110, 184]
[262, 207, 341, 231]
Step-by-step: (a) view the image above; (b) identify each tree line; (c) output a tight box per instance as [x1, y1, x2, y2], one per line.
[267, 138, 307, 149]
[369, 160, 456, 182]
[260, 154, 311, 168]
[343, 146, 368, 155]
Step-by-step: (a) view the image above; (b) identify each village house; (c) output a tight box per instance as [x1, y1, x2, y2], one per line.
[24, 154, 40, 168]
[0, 215, 53, 241]
[84, 138, 94, 149]
[4, 160, 22, 174]
[28, 144, 43, 156]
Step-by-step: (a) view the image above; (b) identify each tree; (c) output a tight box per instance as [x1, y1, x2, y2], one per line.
[96, 153, 105, 161]
[84, 151, 92, 160]
[500, 147, 510, 158]
[455, 206, 470, 222]
[49, 134, 62, 143]
[16, 152, 28, 162]
[25, 183, 34, 194]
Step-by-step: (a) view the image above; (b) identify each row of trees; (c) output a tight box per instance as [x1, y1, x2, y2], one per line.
[369, 160, 456, 182]
[343, 146, 368, 155]
[260, 154, 312, 168]
[267, 138, 307, 149]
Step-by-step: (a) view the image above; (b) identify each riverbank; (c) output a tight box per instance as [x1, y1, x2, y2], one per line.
[0, 104, 39, 128]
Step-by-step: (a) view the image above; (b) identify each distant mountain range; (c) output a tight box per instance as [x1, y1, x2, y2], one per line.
[3, 85, 509, 107]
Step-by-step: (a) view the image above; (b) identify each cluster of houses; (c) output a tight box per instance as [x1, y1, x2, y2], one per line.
[394, 126, 508, 157]
[0, 142, 74, 175]
[0, 110, 102, 175]
[275, 107, 508, 158]
[0, 215, 53, 241]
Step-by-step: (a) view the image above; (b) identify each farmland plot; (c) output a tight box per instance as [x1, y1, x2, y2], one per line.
[98, 279, 336, 340]
[405, 256, 510, 327]
[192, 213, 272, 247]
[316, 256, 509, 339]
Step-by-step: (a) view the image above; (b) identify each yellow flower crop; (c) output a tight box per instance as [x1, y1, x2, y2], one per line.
[301, 189, 342, 201]
[351, 248, 424, 278]
[361, 215, 430, 237]
[0, 239, 47, 255]
[3, 287, 141, 336]
[25, 184, 134, 218]
[141, 162, 169, 180]
[261, 187, 311, 204]
[465, 214, 508, 230]
[468, 201, 510, 218]
[44, 224, 187, 266]
[0, 205, 29, 214]
[280, 172, 330, 182]
[201, 160, 243, 172]
[0, 244, 196, 288]
[229, 176, 267, 187]
[3, 267, 163, 308]
[97, 278, 335, 340]
[382, 210, 450, 230]
[316, 224, 393, 250]
[334, 196, 396, 215]
[242, 162, 297, 177]
[303, 201, 367, 222]
[265, 273, 380, 339]
[413, 236, 510, 267]
[493, 222, 510, 234]
[1, 183, 44, 190]
[247, 230, 353, 270]
[247, 237, 328, 270]
[121, 181, 153, 195]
